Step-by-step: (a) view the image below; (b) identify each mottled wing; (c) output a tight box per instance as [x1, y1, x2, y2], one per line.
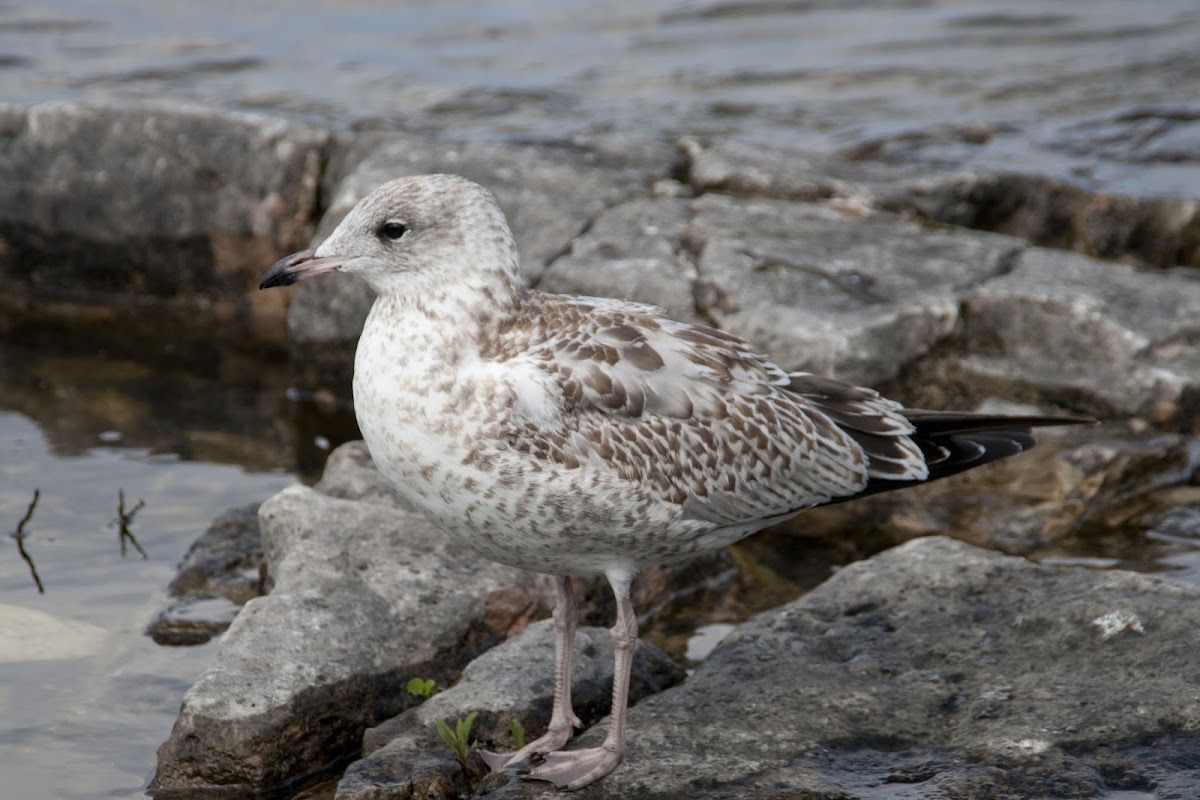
[504, 295, 876, 527]
[788, 373, 1087, 504]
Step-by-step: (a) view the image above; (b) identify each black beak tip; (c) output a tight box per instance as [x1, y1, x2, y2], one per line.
[258, 270, 298, 290]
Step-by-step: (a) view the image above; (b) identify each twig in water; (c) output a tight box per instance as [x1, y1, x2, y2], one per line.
[110, 489, 148, 559]
[9, 489, 44, 593]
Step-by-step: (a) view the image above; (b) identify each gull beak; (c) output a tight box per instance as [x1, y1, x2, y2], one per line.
[258, 248, 345, 289]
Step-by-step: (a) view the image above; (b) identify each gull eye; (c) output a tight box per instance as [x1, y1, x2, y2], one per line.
[380, 221, 408, 241]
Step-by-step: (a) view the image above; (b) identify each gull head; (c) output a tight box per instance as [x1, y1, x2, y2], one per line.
[259, 174, 519, 295]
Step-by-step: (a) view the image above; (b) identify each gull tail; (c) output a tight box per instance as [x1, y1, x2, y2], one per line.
[828, 410, 1093, 505]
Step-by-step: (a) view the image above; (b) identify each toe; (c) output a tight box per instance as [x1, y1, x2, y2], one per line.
[478, 749, 512, 772]
[521, 746, 622, 790]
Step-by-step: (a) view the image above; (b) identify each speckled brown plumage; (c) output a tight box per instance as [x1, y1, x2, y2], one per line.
[259, 173, 1084, 790]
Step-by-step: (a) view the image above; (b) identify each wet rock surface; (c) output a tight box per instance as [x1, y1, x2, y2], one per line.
[0, 102, 331, 318]
[146, 502, 265, 646]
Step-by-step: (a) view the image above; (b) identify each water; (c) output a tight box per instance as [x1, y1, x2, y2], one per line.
[0, 412, 293, 799]
[0, 1, 1196, 196]
[2, 1, 1200, 797]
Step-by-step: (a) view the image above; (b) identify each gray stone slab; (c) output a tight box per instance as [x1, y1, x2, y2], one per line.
[537, 197, 698, 322]
[960, 248, 1200, 422]
[688, 193, 1024, 385]
[495, 537, 1200, 800]
[0, 102, 331, 312]
[336, 620, 684, 800]
[151, 470, 548, 794]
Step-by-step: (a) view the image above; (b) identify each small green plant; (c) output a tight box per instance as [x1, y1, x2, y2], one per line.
[406, 677, 437, 699]
[509, 717, 526, 750]
[436, 712, 478, 773]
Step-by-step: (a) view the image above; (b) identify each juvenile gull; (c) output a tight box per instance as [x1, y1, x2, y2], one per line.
[260, 174, 1084, 790]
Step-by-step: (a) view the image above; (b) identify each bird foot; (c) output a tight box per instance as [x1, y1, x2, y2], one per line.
[479, 719, 579, 772]
[518, 745, 622, 791]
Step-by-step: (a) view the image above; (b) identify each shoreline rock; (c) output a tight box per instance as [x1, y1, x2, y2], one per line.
[149, 442, 735, 797]
[1, 100, 1196, 798]
[324, 537, 1200, 799]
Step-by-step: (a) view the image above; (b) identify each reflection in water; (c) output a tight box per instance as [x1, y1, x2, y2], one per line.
[0, 411, 295, 799]
[111, 489, 149, 560]
[8, 488, 43, 593]
[0, 292, 353, 797]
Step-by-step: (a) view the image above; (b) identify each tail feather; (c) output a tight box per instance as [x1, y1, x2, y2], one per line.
[787, 372, 1093, 507]
[824, 412, 1086, 506]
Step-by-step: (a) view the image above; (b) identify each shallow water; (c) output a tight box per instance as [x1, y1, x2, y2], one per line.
[0, 0, 1198, 196]
[0, 412, 292, 799]
[3, 1, 1200, 797]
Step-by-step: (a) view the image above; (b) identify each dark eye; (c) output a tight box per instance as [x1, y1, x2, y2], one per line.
[380, 221, 408, 241]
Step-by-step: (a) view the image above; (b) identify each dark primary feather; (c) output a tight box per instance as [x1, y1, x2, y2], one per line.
[825, 410, 1088, 505]
[786, 372, 1091, 507]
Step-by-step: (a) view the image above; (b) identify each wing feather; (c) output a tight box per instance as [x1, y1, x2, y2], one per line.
[498, 295, 870, 526]
[492, 294, 1087, 531]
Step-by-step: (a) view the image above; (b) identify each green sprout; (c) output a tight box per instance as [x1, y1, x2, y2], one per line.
[436, 712, 478, 773]
[510, 718, 526, 750]
[406, 677, 437, 699]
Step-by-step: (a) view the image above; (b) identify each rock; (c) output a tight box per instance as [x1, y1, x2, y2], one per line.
[687, 192, 1024, 385]
[0, 102, 332, 319]
[145, 597, 244, 648]
[285, 134, 677, 397]
[682, 135, 1200, 271]
[955, 249, 1200, 424]
[876, 170, 1200, 270]
[150, 478, 550, 795]
[681, 136, 884, 202]
[146, 502, 265, 646]
[493, 537, 1200, 799]
[152, 442, 735, 795]
[336, 620, 685, 800]
[0, 603, 108, 663]
[537, 197, 698, 323]
[164, 502, 264, 603]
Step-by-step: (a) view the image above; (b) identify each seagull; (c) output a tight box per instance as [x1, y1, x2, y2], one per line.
[260, 174, 1085, 790]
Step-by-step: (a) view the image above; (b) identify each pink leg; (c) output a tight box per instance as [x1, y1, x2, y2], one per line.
[520, 568, 636, 790]
[481, 575, 582, 770]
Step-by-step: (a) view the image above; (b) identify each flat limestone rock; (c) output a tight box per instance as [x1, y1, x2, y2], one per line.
[687, 193, 1024, 385]
[496, 537, 1200, 799]
[538, 197, 698, 323]
[957, 248, 1200, 424]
